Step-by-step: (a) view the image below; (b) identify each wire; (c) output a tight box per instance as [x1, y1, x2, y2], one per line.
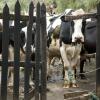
[78, 67, 100, 75]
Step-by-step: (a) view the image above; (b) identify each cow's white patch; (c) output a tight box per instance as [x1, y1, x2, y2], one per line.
[71, 9, 85, 42]
[72, 19, 84, 42]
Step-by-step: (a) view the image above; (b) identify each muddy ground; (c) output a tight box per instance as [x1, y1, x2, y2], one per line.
[32, 58, 96, 100]
[45, 58, 96, 100]
[0, 58, 96, 100]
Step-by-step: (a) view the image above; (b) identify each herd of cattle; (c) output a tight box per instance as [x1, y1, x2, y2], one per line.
[0, 8, 96, 88]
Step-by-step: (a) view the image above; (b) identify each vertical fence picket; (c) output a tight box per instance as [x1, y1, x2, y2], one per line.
[1, 4, 9, 100]
[13, 1, 20, 100]
[24, 2, 34, 100]
[0, 1, 47, 100]
[35, 2, 41, 100]
[40, 3, 47, 100]
[96, 2, 100, 98]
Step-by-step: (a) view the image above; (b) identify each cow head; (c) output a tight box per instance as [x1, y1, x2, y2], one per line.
[71, 9, 86, 43]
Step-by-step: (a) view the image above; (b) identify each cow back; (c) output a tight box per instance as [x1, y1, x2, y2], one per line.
[84, 21, 96, 53]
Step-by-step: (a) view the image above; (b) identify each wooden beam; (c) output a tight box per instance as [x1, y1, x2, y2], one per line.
[96, 2, 100, 98]
[0, 60, 35, 67]
[61, 13, 97, 22]
[0, 13, 36, 21]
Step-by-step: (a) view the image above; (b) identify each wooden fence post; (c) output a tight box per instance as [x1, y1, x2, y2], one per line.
[35, 2, 41, 100]
[40, 3, 47, 100]
[96, 2, 100, 98]
[1, 4, 9, 100]
[13, 1, 20, 100]
[24, 1, 34, 100]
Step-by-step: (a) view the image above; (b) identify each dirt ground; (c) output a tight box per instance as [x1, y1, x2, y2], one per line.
[0, 58, 97, 100]
[45, 58, 96, 100]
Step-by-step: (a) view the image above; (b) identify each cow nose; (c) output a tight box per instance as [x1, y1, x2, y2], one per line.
[75, 37, 82, 43]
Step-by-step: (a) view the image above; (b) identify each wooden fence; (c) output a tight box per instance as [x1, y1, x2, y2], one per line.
[0, 1, 47, 100]
[0, 1, 100, 100]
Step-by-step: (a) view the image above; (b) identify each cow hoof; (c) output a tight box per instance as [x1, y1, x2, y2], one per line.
[80, 74, 86, 79]
[72, 84, 78, 88]
[81, 75, 86, 80]
[63, 84, 70, 88]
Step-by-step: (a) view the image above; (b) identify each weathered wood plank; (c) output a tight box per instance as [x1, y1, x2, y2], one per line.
[13, 1, 20, 100]
[0, 13, 36, 21]
[0, 60, 37, 67]
[40, 3, 47, 100]
[96, 2, 100, 98]
[35, 2, 41, 100]
[1, 4, 9, 100]
[61, 13, 97, 22]
[24, 2, 34, 100]
[64, 94, 90, 100]
[64, 90, 89, 99]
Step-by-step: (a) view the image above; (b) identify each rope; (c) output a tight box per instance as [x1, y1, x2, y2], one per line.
[78, 67, 100, 75]
[89, 92, 100, 100]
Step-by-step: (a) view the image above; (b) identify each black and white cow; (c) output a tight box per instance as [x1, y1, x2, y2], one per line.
[80, 19, 96, 79]
[47, 9, 74, 47]
[46, 9, 97, 83]
[0, 19, 35, 86]
[60, 9, 86, 88]
[46, 9, 74, 78]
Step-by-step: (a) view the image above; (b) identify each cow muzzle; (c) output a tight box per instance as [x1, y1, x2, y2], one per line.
[75, 37, 84, 43]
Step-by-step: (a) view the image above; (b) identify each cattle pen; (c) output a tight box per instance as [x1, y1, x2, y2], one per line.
[0, 1, 100, 100]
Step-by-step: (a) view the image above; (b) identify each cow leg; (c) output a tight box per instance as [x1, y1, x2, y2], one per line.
[70, 55, 81, 87]
[80, 59, 86, 79]
[60, 46, 70, 88]
[64, 67, 70, 88]
[71, 67, 77, 87]
[64, 67, 77, 88]
[8, 46, 14, 87]
[8, 67, 14, 86]
[29, 68, 34, 88]
[47, 56, 52, 80]
[74, 68, 77, 79]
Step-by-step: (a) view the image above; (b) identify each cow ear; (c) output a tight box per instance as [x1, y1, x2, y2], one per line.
[60, 16, 68, 22]
[60, 16, 65, 22]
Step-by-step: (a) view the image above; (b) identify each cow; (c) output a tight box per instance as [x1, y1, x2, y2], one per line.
[0, 32, 26, 86]
[21, 22, 36, 53]
[47, 9, 74, 47]
[0, 19, 35, 87]
[79, 19, 96, 79]
[46, 9, 74, 79]
[59, 9, 86, 88]
[47, 9, 96, 81]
